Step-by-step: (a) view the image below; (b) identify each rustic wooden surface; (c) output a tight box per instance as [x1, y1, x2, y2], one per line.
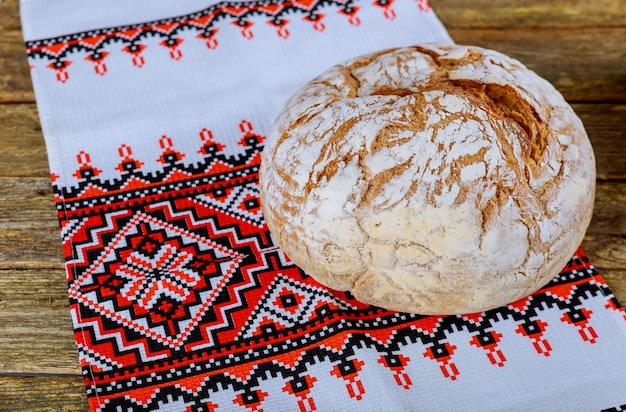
[0, 0, 625, 409]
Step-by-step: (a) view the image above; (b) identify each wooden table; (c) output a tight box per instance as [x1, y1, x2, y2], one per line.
[0, 0, 624, 409]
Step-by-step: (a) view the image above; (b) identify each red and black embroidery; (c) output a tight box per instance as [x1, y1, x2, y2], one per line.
[24, 0, 427, 82]
[22, 0, 626, 408]
[55, 120, 623, 411]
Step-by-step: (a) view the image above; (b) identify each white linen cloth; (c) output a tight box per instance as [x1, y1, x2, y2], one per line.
[21, 1, 626, 411]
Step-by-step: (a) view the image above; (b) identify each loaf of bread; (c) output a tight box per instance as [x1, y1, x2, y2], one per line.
[259, 44, 595, 315]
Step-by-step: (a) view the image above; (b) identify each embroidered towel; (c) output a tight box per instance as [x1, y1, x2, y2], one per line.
[21, 0, 626, 410]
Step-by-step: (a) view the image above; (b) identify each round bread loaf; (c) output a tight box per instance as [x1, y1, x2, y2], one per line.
[259, 44, 595, 315]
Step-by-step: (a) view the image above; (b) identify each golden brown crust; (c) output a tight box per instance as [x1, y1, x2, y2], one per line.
[259, 44, 596, 315]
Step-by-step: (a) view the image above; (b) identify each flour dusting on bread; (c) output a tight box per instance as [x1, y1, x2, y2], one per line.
[260, 44, 595, 315]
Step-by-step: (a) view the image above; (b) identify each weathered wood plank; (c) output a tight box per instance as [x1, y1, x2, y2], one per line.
[0, 228, 64, 269]
[572, 103, 626, 181]
[0, 375, 88, 412]
[0, 177, 63, 268]
[0, 105, 49, 178]
[0, 178, 62, 268]
[447, 27, 626, 102]
[585, 181, 626, 241]
[582, 180, 626, 303]
[0, 178, 57, 224]
[586, 240, 626, 275]
[0, 269, 80, 375]
[594, 268, 626, 306]
[0, 268, 79, 376]
[0, 0, 22, 32]
[583, 182, 626, 289]
[0, 267, 74, 376]
[431, 0, 626, 29]
[0, 30, 34, 103]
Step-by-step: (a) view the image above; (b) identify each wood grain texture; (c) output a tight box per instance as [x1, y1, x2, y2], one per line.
[430, 0, 626, 29]
[0, 0, 624, 409]
[0, 268, 79, 375]
[0, 177, 63, 268]
[0, 0, 21, 32]
[583, 182, 626, 274]
[0, 178, 57, 224]
[0, 30, 34, 103]
[446, 28, 626, 102]
[0, 376, 89, 412]
[573, 104, 626, 180]
[0, 105, 48, 177]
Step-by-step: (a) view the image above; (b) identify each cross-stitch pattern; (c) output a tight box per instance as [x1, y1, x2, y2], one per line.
[54, 122, 625, 410]
[21, 0, 626, 410]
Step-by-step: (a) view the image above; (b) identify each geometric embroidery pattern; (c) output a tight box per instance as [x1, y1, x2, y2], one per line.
[56, 120, 625, 410]
[24, 0, 425, 82]
[25, 0, 626, 410]
[69, 210, 245, 350]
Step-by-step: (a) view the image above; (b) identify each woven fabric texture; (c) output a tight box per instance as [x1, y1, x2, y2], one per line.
[21, 0, 626, 410]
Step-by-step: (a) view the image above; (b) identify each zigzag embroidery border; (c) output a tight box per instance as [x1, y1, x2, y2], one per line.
[53, 120, 264, 217]
[78, 256, 622, 410]
[25, 0, 432, 82]
[54, 121, 626, 411]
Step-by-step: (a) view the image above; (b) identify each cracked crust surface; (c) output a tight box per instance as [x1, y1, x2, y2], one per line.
[259, 44, 596, 315]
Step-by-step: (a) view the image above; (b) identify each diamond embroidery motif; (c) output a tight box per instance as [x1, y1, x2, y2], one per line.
[22, 0, 626, 408]
[196, 181, 264, 226]
[239, 274, 358, 339]
[273, 287, 305, 315]
[69, 211, 245, 349]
